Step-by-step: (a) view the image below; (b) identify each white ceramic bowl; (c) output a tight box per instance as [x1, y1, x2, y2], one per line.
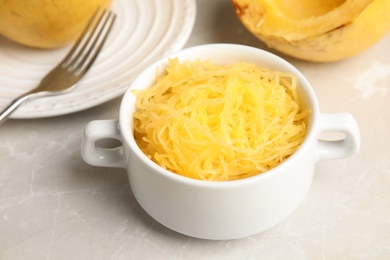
[82, 44, 360, 240]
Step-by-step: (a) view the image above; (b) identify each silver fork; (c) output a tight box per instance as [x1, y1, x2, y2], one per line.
[0, 8, 116, 125]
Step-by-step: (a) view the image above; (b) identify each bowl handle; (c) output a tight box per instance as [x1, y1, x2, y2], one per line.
[81, 120, 126, 168]
[317, 113, 361, 162]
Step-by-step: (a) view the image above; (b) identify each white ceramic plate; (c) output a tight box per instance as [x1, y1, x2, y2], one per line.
[0, 0, 196, 118]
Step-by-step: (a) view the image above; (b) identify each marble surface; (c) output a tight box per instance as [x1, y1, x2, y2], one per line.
[1, 0, 390, 259]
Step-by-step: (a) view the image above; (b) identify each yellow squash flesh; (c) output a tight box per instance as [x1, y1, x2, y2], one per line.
[232, 0, 390, 62]
[0, 0, 112, 49]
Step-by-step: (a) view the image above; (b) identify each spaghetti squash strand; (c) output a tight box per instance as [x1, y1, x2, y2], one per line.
[133, 59, 310, 181]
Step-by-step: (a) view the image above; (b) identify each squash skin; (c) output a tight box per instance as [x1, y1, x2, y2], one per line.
[0, 0, 112, 49]
[233, 0, 390, 62]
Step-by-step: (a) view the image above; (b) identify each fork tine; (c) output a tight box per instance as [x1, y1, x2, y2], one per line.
[61, 7, 103, 67]
[75, 11, 116, 76]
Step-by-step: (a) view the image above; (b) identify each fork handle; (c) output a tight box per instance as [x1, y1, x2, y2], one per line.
[0, 94, 33, 125]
